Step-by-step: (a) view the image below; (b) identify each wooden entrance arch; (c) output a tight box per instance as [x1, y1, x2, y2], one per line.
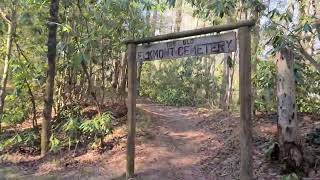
[124, 20, 256, 180]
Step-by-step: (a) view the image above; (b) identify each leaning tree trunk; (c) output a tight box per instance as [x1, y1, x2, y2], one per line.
[277, 48, 302, 171]
[41, 0, 59, 156]
[0, 5, 16, 132]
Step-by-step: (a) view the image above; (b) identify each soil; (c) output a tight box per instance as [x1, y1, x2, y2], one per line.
[0, 100, 319, 180]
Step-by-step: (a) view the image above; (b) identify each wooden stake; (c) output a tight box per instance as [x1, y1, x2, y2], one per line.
[126, 43, 137, 179]
[239, 26, 253, 180]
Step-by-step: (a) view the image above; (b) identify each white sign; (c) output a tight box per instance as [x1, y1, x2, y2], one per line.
[136, 32, 236, 61]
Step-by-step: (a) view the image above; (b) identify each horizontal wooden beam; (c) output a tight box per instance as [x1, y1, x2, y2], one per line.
[124, 19, 256, 45]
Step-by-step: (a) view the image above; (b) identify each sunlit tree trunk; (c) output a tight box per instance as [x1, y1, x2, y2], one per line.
[118, 52, 128, 95]
[220, 53, 232, 110]
[174, 0, 183, 32]
[41, 0, 59, 156]
[209, 57, 218, 104]
[277, 48, 302, 169]
[136, 63, 142, 96]
[220, 18, 233, 110]
[112, 58, 120, 89]
[151, 10, 158, 34]
[0, 4, 16, 132]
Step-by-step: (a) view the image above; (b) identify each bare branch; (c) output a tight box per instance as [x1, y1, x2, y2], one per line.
[298, 46, 320, 72]
[0, 8, 12, 25]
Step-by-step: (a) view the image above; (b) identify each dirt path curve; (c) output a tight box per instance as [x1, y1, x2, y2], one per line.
[134, 104, 210, 180]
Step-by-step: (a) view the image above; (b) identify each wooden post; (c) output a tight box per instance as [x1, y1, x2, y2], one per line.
[238, 26, 252, 180]
[126, 43, 137, 179]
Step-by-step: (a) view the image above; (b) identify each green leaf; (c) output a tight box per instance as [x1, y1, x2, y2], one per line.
[303, 23, 312, 33]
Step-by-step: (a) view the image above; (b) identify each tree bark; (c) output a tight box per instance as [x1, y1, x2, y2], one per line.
[276, 48, 302, 171]
[219, 17, 234, 111]
[220, 53, 233, 110]
[111, 59, 120, 89]
[0, 5, 16, 132]
[117, 52, 128, 95]
[25, 79, 38, 131]
[209, 57, 218, 104]
[174, 0, 183, 32]
[136, 62, 143, 96]
[41, 0, 59, 156]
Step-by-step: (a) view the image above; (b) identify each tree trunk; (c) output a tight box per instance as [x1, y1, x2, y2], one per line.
[117, 52, 128, 96]
[41, 0, 59, 156]
[25, 79, 38, 132]
[277, 48, 302, 171]
[174, 0, 183, 32]
[111, 59, 120, 89]
[0, 5, 16, 132]
[209, 57, 218, 104]
[136, 62, 143, 96]
[151, 10, 158, 35]
[219, 17, 233, 111]
[226, 53, 233, 110]
[220, 53, 232, 110]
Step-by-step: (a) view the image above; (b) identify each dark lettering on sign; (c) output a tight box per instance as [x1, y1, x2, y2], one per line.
[178, 47, 184, 56]
[184, 46, 190, 55]
[168, 48, 174, 56]
[136, 32, 236, 61]
[226, 40, 233, 49]
[158, 50, 163, 58]
[196, 45, 204, 55]
[183, 39, 194, 45]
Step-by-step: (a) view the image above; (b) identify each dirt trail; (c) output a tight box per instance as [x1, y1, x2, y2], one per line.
[3, 101, 319, 179]
[132, 103, 214, 180]
[104, 101, 282, 180]
[96, 102, 233, 180]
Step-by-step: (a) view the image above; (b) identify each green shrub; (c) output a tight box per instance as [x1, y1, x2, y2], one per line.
[62, 117, 82, 150]
[80, 112, 113, 148]
[253, 60, 320, 113]
[49, 134, 61, 153]
[3, 93, 30, 126]
[253, 60, 277, 112]
[140, 59, 215, 106]
[295, 62, 320, 113]
[0, 130, 38, 151]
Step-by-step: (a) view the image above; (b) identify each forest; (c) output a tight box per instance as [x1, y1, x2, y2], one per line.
[0, 0, 319, 179]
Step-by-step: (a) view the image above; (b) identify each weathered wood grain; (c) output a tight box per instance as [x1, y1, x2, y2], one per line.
[239, 26, 253, 180]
